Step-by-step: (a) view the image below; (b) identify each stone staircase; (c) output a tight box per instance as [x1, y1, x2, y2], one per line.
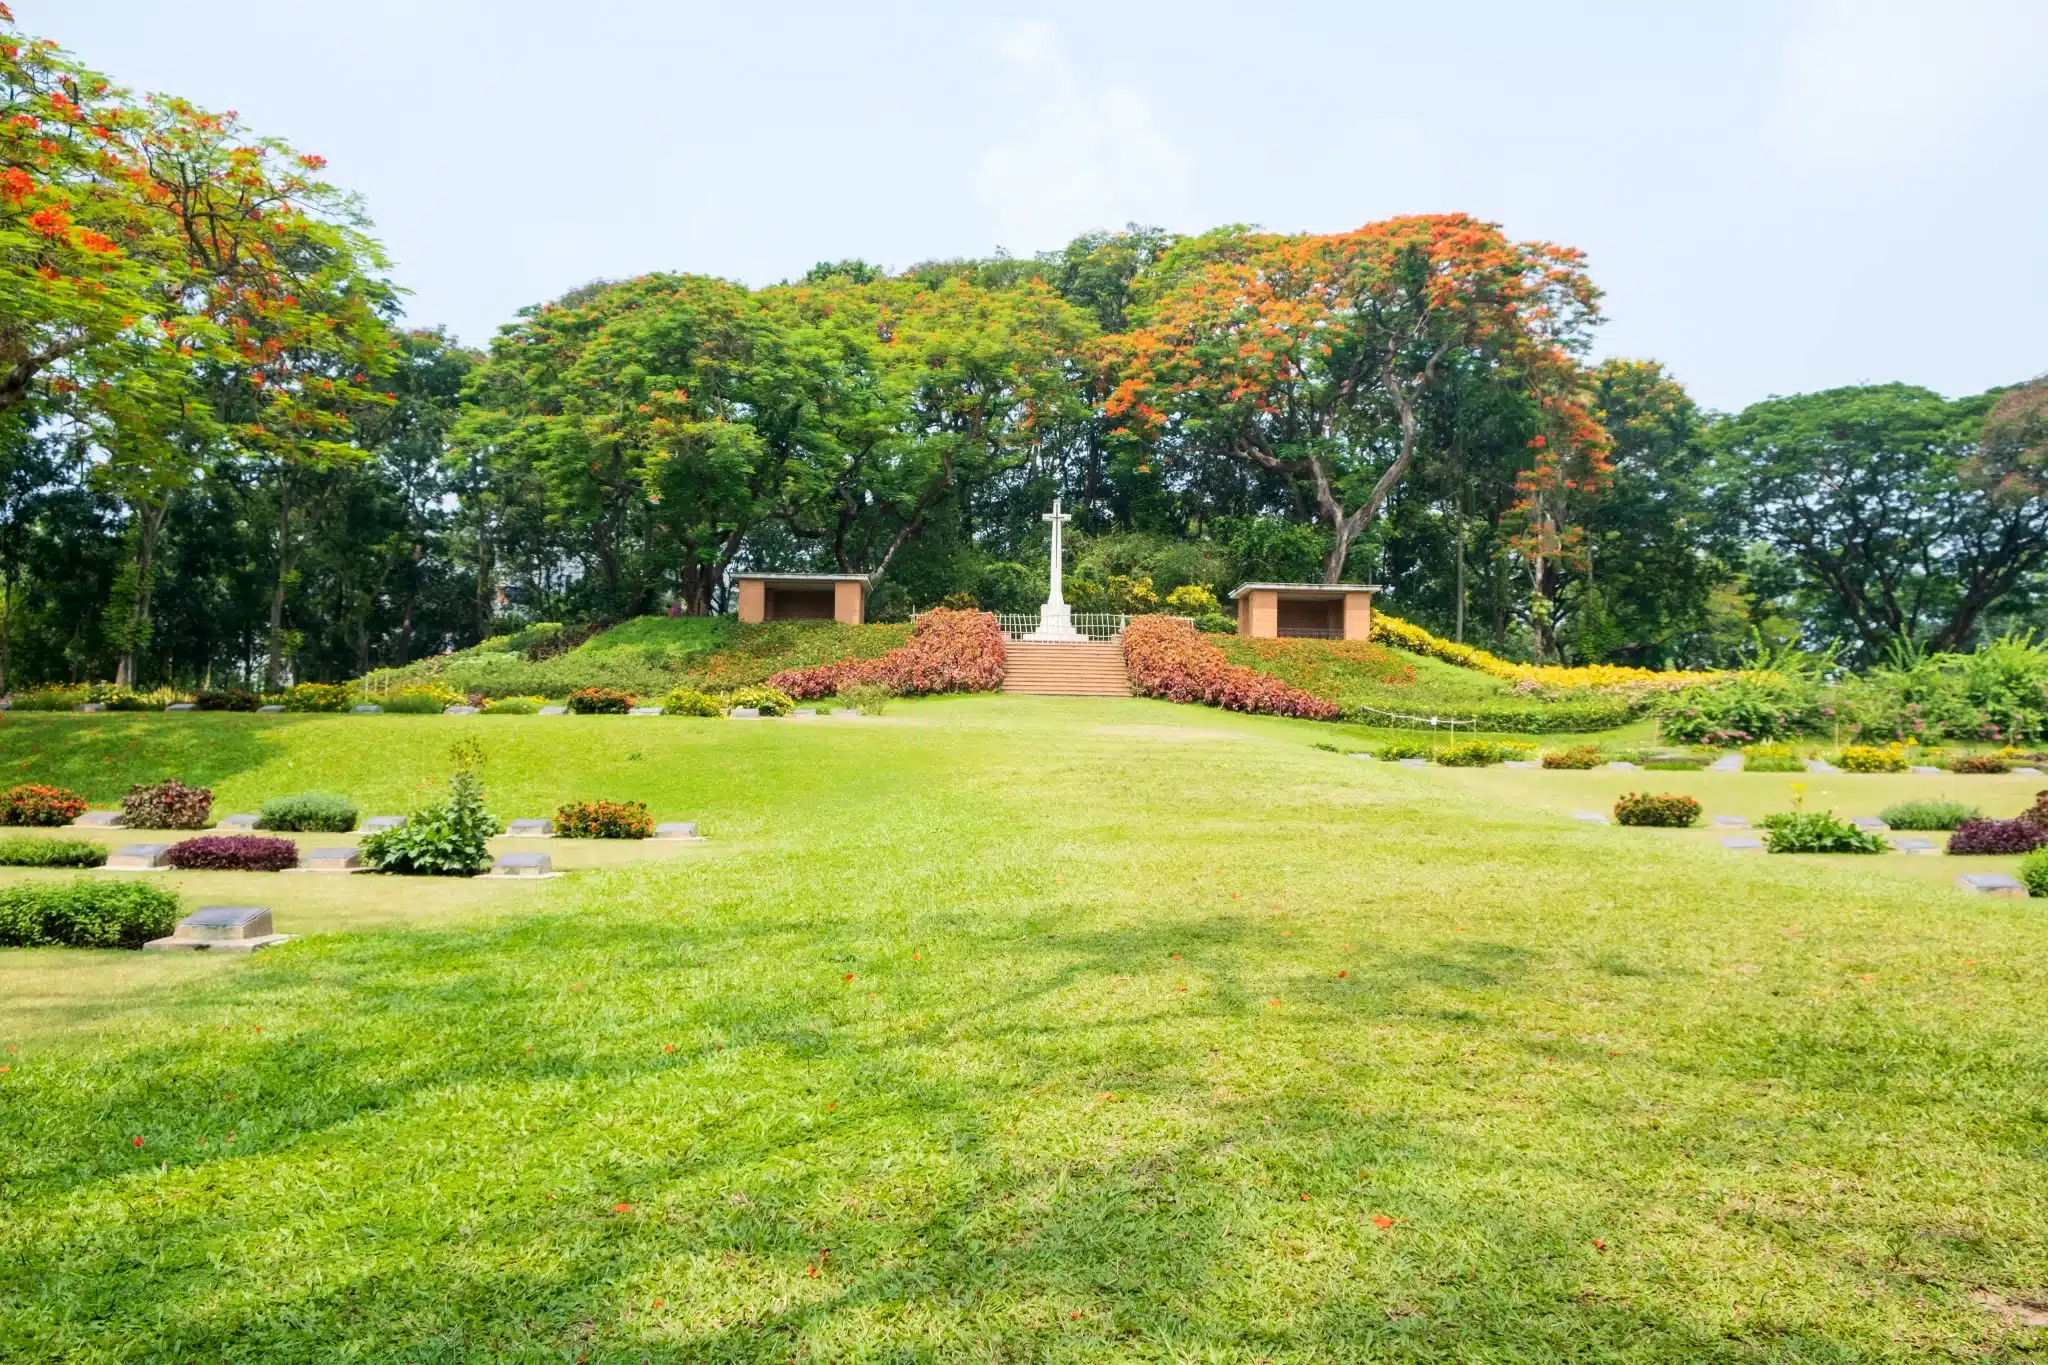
[1002, 640, 1133, 696]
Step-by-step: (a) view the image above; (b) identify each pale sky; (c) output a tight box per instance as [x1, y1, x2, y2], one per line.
[33, 0, 2048, 411]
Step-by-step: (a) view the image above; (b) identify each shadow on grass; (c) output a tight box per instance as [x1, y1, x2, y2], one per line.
[0, 713, 316, 803]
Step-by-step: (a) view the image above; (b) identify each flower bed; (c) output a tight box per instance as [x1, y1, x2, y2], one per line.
[567, 687, 635, 715]
[555, 799, 654, 839]
[120, 779, 213, 830]
[0, 784, 88, 827]
[1120, 616, 1339, 720]
[769, 608, 1005, 700]
[164, 835, 300, 872]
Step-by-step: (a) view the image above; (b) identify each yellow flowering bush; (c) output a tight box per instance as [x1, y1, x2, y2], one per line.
[1370, 614, 1722, 692]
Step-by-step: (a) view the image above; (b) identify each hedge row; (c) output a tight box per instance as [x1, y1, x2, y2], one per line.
[770, 609, 1006, 700]
[0, 881, 179, 948]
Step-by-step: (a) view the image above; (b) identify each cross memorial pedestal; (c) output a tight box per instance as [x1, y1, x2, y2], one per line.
[1022, 497, 1086, 643]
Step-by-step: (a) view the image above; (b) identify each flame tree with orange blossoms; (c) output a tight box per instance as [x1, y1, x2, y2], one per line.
[1106, 214, 1604, 585]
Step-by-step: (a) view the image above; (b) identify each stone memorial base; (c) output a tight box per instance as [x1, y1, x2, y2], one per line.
[257, 704, 285, 713]
[219, 814, 261, 830]
[362, 816, 407, 833]
[146, 905, 289, 953]
[1022, 601, 1086, 643]
[728, 707, 761, 718]
[1712, 815, 1749, 828]
[628, 706, 663, 716]
[351, 704, 383, 714]
[1721, 837, 1765, 852]
[445, 705, 479, 716]
[72, 811, 122, 828]
[104, 843, 171, 870]
[290, 846, 360, 873]
[538, 705, 568, 715]
[654, 822, 701, 840]
[1707, 755, 1743, 772]
[489, 852, 557, 878]
[166, 703, 196, 712]
[1849, 817, 1888, 832]
[1573, 812, 1609, 824]
[1890, 837, 1937, 855]
[1956, 873, 2025, 898]
[505, 818, 553, 838]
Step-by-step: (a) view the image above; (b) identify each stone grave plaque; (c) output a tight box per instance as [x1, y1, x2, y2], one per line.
[219, 813, 260, 830]
[538, 705, 568, 715]
[1721, 837, 1765, 852]
[1890, 837, 1936, 855]
[76, 702, 105, 712]
[1501, 760, 1535, 769]
[73, 810, 122, 828]
[1805, 759, 1841, 773]
[1708, 754, 1742, 772]
[1956, 873, 2026, 898]
[1908, 765, 1940, 774]
[350, 703, 383, 714]
[627, 706, 662, 716]
[146, 905, 288, 952]
[729, 707, 761, 718]
[1573, 812, 1609, 825]
[106, 842, 171, 870]
[361, 815, 406, 833]
[444, 705, 479, 716]
[1712, 815, 1750, 828]
[300, 846, 360, 872]
[257, 704, 285, 713]
[2017, 766, 2043, 776]
[1604, 761, 1638, 771]
[654, 821, 700, 840]
[793, 708, 817, 718]
[1849, 817, 1888, 831]
[1397, 758, 1429, 768]
[166, 702, 196, 712]
[506, 818, 553, 837]
[492, 851, 554, 877]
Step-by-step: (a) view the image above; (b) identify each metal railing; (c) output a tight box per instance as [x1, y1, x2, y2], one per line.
[992, 612, 1130, 641]
[1278, 627, 1344, 640]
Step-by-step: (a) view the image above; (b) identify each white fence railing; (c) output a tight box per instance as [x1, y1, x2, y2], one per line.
[992, 612, 1129, 641]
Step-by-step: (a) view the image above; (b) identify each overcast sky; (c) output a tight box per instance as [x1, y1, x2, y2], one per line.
[31, 0, 2048, 411]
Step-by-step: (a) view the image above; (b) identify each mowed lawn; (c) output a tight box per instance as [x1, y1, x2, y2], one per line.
[2, 700, 2046, 1361]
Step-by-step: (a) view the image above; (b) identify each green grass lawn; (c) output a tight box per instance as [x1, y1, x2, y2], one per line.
[3, 699, 2046, 1360]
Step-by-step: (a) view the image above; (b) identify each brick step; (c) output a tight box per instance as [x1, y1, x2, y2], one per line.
[1002, 641, 1132, 696]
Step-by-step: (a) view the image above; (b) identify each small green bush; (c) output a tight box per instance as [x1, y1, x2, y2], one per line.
[0, 880, 179, 948]
[360, 768, 500, 876]
[1192, 612, 1237, 634]
[0, 838, 107, 868]
[282, 682, 355, 713]
[383, 688, 460, 714]
[837, 682, 892, 716]
[1614, 792, 1703, 828]
[1541, 745, 1603, 770]
[1878, 799, 1980, 831]
[482, 696, 542, 715]
[662, 688, 723, 717]
[724, 685, 795, 716]
[195, 689, 260, 712]
[1743, 744, 1807, 773]
[258, 791, 359, 833]
[1435, 739, 1534, 767]
[555, 799, 654, 839]
[567, 687, 634, 715]
[8, 687, 84, 711]
[1760, 810, 1887, 853]
[2019, 847, 2048, 898]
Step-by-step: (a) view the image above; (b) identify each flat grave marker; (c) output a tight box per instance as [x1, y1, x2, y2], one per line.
[1909, 765, 1941, 774]
[1721, 837, 1765, 852]
[1573, 812, 1609, 825]
[505, 818, 553, 838]
[295, 846, 360, 873]
[628, 706, 663, 716]
[793, 708, 817, 718]
[1604, 761, 1638, 771]
[257, 704, 285, 713]
[538, 705, 568, 716]
[729, 707, 761, 719]
[219, 813, 260, 830]
[1956, 873, 2026, 898]
[145, 905, 289, 953]
[72, 810, 122, 828]
[1501, 760, 1535, 769]
[1708, 754, 1742, 772]
[166, 702, 196, 712]
[1890, 837, 1937, 855]
[1712, 815, 1750, 828]
[1850, 817, 1888, 831]
[351, 704, 383, 714]
[1805, 759, 1841, 773]
[654, 821, 701, 840]
[105, 842, 171, 870]
[1398, 758, 1429, 768]
[490, 851, 557, 878]
[2017, 766, 2043, 776]
[361, 816, 407, 833]
[445, 705, 480, 716]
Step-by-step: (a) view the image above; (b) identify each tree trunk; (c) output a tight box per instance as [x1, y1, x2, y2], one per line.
[264, 482, 294, 690]
[115, 505, 167, 688]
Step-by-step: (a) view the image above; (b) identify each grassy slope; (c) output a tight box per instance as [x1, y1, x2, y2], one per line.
[363, 618, 913, 699]
[1213, 636, 1514, 708]
[3, 700, 2046, 1360]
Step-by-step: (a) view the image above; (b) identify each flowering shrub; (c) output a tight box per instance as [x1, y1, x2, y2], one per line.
[1742, 744, 1807, 773]
[383, 685, 464, 714]
[555, 799, 654, 839]
[724, 685, 795, 716]
[107, 688, 182, 712]
[165, 835, 299, 872]
[1837, 745, 1907, 773]
[483, 696, 545, 715]
[282, 682, 355, 712]
[195, 689, 260, 712]
[1119, 616, 1340, 720]
[661, 688, 723, 717]
[1372, 613, 1720, 692]
[567, 687, 634, 715]
[1375, 739, 1434, 760]
[120, 779, 214, 830]
[770, 608, 1005, 700]
[0, 881, 180, 949]
[1946, 818, 2048, 855]
[1435, 740, 1535, 767]
[0, 784, 88, 827]
[1542, 745, 1603, 769]
[1614, 792, 1702, 828]
[1949, 754, 2011, 774]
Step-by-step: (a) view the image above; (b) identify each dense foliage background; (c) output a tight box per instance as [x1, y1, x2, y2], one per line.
[3, 12, 2044, 689]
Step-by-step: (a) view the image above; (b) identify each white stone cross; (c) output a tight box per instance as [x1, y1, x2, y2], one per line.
[1043, 497, 1071, 607]
[1024, 496, 1086, 641]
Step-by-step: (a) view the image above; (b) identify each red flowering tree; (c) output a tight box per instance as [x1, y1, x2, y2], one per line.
[1108, 214, 1603, 583]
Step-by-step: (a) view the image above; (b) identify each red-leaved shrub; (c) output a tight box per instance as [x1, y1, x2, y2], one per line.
[0, 784, 88, 827]
[120, 779, 214, 830]
[769, 608, 1006, 700]
[1121, 616, 1340, 720]
[165, 835, 300, 872]
[1946, 818, 2048, 855]
[555, 799, 654, 839]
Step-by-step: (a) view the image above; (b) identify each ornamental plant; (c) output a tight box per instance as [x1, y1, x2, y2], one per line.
[1949, 754, 2011, 774]
[1945, 819, 2048, 856]
[1742, 744, 1807, 774]
[7, 688, 84, 711]
[1759, 787, 1885, 853]
[1614, 792, 1703, 828]
[1435, 740, 1535, 767]
[1878, 800, 1981, 831]
[1375, 739, 1434, 760]
[359, 744, 500, 876]
[482, 696, 545, 715]
[0, 784, 88, 827]
[283, 683, 355, 713]
[836, 682, 891, 716]
[0, 881, 180, 949]
[567, 687, 634, 715]
[1541, 745, 1602, 770]
[165, 835, 299, 872]
[554, 800, 654, 840]
[723, 685, 795, 716]
[195, 689, 260, 711]
[382, 685, 464, 714]
[0, 839, 107, 868]
[769, 608, 1005, 700]
[1117, 616, 1339, 720]
[661, 688, 722, 717]
[120, 779, 213, 830]
[1837, 745, 1908, 773]
[257, 791, 358, 833]
[2018, 847, 2048, 898]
